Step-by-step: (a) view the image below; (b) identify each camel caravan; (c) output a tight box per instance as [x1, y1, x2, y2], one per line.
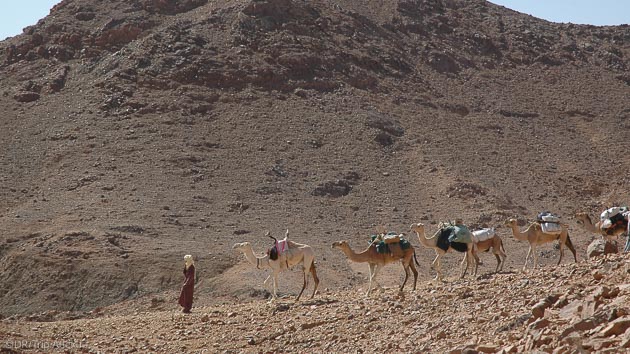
[233, 206, 630, 301]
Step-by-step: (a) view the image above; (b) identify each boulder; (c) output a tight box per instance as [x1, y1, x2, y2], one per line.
[587, 239, 617, 259]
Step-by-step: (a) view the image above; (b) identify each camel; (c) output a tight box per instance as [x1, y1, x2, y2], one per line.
[505, 218, 577, 271]
[575, 212, 627, 241]
[410, 223, 477, 281]
[471, 228, 507, 272]
[331, 238, 419, 296]
[232, 231, 319, 301]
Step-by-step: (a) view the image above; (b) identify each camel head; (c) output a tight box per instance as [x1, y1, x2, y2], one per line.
[232, 242, 251, 252]
[331, 241, 349, 250]
[504, 218, 518, 227]
[575, 212, 588, 225]
[409, 223, 425, 234]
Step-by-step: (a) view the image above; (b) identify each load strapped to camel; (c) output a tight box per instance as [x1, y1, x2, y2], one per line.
[266, 232, 288, 261]
[438, 220, 473, 244]
[370, 232, 411, 254]
[433, 220, 473, 252]
[537, 211, 562, 235]
[600, 206, 629, 234]
[472, 228, 496, 243]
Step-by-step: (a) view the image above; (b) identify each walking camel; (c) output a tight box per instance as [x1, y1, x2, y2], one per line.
[504, 218, 577, 270]
[233, 230, 319, 301]
[331, 238, 419, 296]
[410, 223, 476, 281]
[575, 212, 627, 241]
[471, 228, 508, 272]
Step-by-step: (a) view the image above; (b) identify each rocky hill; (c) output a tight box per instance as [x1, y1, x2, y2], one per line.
[0, 0, 629, 351]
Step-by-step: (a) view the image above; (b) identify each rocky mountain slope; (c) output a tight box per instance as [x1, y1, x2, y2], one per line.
[0, 0, 629, 350]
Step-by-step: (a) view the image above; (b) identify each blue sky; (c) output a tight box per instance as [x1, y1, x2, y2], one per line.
[0, 1, 628, 41]
[488, 0, 629, 26]
[1, 1, 61, 40]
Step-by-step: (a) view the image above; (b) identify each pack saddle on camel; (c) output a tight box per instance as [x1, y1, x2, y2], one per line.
[233, 230, 319, 301]
[331, 230, 419, 296]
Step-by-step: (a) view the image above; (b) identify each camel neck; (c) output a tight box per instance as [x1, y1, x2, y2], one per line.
[509, 224, 528, 241]
[414, 229, 437, 246]
[339, 245, 371, 262]
[242, 246, 268, 269]
[582, 215, 599, 233]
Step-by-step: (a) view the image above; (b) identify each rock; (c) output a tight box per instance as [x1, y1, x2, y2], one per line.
[559, 318, 597, 338]
[528, 318, 550, 330]
[14, 91, 40, 102]
[476, 344, 499, 353]
[312, 180, 352, 197]
[600, 316, 630, 337]
[499, 345, 518, 353]
[532, 300, 551, 319]
[587, 239, 617, 258]
[593, 286, 620, 300]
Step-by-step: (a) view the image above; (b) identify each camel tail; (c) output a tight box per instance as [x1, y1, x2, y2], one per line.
[565, 233, 578, 262]
[413, 250, 420, 267]
[500, 239, 506, 255]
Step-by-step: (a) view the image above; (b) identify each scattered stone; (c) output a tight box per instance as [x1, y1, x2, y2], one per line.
[14, 91, 40, 102]
[532, 300, 551, 319]
[476, 344, 499, 353]
[600, 316, 630, 337]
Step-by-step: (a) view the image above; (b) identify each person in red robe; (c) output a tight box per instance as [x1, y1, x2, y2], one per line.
[178, 254, 195, 313]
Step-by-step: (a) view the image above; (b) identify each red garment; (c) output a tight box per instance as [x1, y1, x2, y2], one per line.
[178, 265, 195, 313]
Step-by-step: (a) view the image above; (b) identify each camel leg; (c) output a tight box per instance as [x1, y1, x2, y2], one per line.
[265, 271, 279, 302]
[532, 245, 539, 269]
[497, 241, 507, 272]
[366, 263, 376, 296]
[565, 235, 578, 262]
[494, 253, 502, 272]
[410, 261, 418, 291]
[460, 252, 468, 278]
[263, 274, 272, 288]
[470, 244, 478, 277]
[474, 253, 482, 266]
[523, 246, 532, 271]
[372, 264, 384, 292]
[400, 263, 409, 292]
[309, 264, 319, 299]
[556, 235, 565, 266]
[273, 272, 280, 300]
[432, 252, 443, 281]
[263, 274, 275, 299]
[295, 271, 307, 302]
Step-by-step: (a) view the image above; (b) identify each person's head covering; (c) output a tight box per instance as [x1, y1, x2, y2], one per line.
[455, 218, 463, 225]
[184, 255, 194, 269]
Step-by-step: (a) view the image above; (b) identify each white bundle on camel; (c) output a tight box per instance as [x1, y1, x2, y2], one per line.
[472, 228, 495, 243]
